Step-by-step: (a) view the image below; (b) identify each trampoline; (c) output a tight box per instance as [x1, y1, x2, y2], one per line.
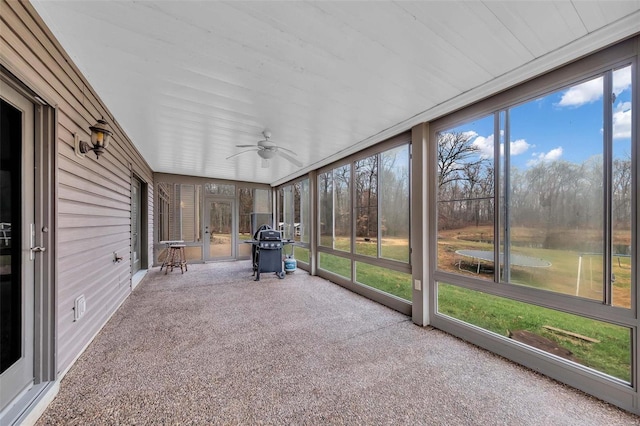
[455, 249, 551, 274]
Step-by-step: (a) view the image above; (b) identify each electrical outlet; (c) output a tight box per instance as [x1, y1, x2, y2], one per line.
[414, 279, 421, 291]
[74, 295, 86, 321]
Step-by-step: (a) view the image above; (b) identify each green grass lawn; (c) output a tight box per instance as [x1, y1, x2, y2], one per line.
[318, 236, 412, 300]
[356, 262, 412, 300]
[319, 252, 351, 279]
[438, 283, 631, 382]
[318, 252, 412, 301]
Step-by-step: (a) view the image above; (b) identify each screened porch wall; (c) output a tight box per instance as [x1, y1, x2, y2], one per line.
[153, 173, 271, 264]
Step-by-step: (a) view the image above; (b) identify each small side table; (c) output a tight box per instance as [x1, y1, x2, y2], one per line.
[165, 244, 187, 275]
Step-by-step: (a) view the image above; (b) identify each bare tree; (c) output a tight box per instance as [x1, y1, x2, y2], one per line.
[319, 172, 333, 238]
[334, 165, 351, 237]
[355, 156, 378, 238]
[437, 131, 490, 230]
[612, 155, 632, 228]
[437, 132, 483, 189]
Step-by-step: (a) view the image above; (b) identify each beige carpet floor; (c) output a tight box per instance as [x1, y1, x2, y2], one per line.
[37, 261, 639, 425]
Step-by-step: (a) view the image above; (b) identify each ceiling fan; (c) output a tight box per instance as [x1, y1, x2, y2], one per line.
[226, 130, 302, 168]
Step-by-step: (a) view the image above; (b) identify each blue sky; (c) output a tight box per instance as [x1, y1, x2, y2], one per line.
[450, 65, 632, 170]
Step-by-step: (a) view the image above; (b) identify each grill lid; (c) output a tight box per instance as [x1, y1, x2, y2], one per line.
[258, 229, 282, 241]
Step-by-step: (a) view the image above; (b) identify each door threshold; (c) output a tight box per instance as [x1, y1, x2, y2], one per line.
[132, 269, 148, 289]
[0, 381, 57, 426]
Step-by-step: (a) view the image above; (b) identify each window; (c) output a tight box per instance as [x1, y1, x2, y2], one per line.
[319, 252, 351, 279]
[157, 182, 202, 243]
[237, 188, 254, 257]
[355, 156, 378, 256]
[437, 283, 631, 382]
[611, 66, 633, 308]
[179, 184, 201, 243]
[204, 183, 235, 196]
[436, 66, 633, 307]
[157, 182, 170, 243]
[156, 179, 268, 263]
[334, 165, 351, 252]
[155, 182, 203, 262]
[253, 189, 270, 213]
[299, 179, 310, 244]
[380, 145, 410, 262]
[279, 178, 310, 264]
[437, 115, 495, 280]
[317, 137, 411, 303]
[282, 185, 294, 240]
[356, 262, 412, 301]
[354, 146, 411, 262]
[318, 171, 333, 248]
[433, 59, 636, 385]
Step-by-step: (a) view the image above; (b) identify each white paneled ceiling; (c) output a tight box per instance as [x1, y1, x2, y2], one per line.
[31, 1, 640, 185]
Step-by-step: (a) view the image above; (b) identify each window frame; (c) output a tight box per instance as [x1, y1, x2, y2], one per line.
[277, 175, 312, 268]
[315, 133, 412, 275]
[427, 39, 638, 402]
[430, 49, 637, 327]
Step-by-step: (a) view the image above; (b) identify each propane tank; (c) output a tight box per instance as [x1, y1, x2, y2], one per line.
[284, 255, 297, 273]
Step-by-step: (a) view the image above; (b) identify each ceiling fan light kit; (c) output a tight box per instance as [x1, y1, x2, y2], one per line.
[258, 149, 276, 159]
[226, 130, 302, 168]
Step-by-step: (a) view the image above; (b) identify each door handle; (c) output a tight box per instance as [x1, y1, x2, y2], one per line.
[30, 245, 46, 261]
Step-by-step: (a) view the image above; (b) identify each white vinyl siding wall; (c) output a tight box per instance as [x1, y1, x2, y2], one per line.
[1, 1, 154, 375]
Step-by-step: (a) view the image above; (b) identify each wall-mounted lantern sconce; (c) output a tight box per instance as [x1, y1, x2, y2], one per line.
[74, 118, 113, 159]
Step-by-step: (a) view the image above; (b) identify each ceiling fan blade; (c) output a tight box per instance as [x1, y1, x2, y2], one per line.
[277, 150, 303, 167]
[226, 148, 257, 160]
[235, 144, 258, 148]
[277, 145, 298, 156]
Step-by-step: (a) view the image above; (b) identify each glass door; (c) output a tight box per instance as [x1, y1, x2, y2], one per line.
[0, 81, 35, 412]
[205, 198, 235, 260]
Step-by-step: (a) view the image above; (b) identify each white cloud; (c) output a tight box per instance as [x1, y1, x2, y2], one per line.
[542, 147, 563, 161]
[557, 67, 631, 108]
[527, 147, 563, 166]
[510, 139, 530, 155]
[558, 77, 603, 107]
[471, 134, 530, 158]
[462, 130, 478, 140]
[613, 67, 632, 94]
[472, 134, 494, 158]
[613, 101, 631, 139]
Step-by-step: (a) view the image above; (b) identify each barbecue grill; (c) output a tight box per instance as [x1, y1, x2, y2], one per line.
[251, 227, 286, 281]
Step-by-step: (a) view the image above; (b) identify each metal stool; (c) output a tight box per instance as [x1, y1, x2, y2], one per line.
[165, 244, 187, 274]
